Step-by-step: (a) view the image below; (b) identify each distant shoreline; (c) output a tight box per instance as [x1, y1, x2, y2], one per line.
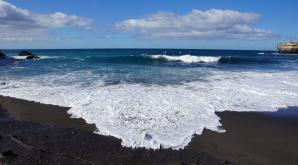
[0, 48, 276, 52]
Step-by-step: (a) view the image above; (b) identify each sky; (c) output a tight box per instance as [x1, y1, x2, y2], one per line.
[0, 0, 297, 50]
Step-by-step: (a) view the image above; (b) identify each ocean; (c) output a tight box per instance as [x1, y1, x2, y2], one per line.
[1, 49, 298, 149]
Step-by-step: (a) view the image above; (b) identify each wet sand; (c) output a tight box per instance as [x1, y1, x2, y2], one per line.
[1, 95, 298, 164]
[0, 96, 230, 165]
[0, 95, 96, 132]
[187, 109, 298, 165]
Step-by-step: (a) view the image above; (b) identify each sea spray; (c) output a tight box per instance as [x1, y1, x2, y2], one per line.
[1, 49, 298, 149]
[1, 70, 298, 149]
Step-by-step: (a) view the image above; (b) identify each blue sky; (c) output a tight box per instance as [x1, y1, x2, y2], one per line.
[1, 0, 297, 50]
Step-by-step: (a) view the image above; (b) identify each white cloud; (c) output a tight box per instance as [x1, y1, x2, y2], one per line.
[116, 9, 276, 40]
[0, 0, 92, 41]
[35, 12, 92, 28]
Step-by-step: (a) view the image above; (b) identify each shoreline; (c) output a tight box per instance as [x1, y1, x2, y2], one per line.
[0, 95, 96, 132]
[0, 95, 231, 165]
[1, 95, 298, 164]
[187, 110, 298, 164]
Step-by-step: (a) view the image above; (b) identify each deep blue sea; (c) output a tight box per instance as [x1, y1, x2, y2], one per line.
[1, 49, 298, 149]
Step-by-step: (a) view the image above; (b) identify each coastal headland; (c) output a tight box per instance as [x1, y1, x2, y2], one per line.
[277, 42, 298, 54]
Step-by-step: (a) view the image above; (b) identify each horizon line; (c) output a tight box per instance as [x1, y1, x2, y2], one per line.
[1, 47, 276, 51]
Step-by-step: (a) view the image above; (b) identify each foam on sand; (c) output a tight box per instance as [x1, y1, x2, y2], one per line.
[1, 70, 298, 149]
[151, 55, 221, 63]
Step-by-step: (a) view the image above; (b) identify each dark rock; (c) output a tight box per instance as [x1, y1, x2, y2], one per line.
[19, 50, 34, 56]
[26, 55, 40, 59]
[19, 50, 40, 59]
[1, 150, 18, 158]
[145, 133, 153, 140]
[0, 51, 7, 59]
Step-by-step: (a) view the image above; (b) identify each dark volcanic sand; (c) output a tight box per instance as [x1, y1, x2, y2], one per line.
[1, 96, 298, 165]
[0, 95, 96, 132]
[0, 96, 231, 165]
[187, 110, 298, 165]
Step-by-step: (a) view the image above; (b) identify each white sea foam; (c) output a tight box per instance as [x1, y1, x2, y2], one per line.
[1, 70, 298, 149]
[38, 55, 58, 59]
[151, 55, 221, 63]
[258, 52, 265, 55]
[11, 56, 27, 60]
[11, 67, 26, 69]
[11, 55, 58, 60]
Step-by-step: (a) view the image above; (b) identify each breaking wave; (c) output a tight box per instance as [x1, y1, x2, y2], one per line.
[11, 55, 59, 60]
[1, 70, 298, 149]
[84, 54, 295, 65]
[151, 55, 221, 63]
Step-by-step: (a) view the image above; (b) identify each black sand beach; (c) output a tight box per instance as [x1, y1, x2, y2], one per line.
[187, 110, 298, 165]
[0, 96, 232, 165]
[1, 95, 298, 165]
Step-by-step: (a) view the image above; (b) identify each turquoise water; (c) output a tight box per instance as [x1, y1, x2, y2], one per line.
[1, 49, 298, 149]
[1, 49, 297, 84]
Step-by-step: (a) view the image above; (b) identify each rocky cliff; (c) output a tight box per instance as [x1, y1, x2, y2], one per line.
[277, 42, 298, 54]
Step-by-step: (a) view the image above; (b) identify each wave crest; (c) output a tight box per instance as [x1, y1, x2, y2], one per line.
[11, 55, 58, 60]
[151, 55, 221, 63]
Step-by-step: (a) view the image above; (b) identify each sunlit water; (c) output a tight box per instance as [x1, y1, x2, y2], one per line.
[1, 49, 298, 149]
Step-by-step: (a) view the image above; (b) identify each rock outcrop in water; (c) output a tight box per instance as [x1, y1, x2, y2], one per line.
[277, 42, 298, 54]
[19, 50, 40, 59]
[0, 51, 7, 59]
